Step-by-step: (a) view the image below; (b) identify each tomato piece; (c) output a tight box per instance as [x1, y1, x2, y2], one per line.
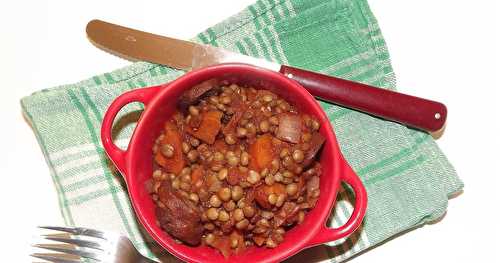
[254, 183, 285, 209]
[213, 235, 232, 258]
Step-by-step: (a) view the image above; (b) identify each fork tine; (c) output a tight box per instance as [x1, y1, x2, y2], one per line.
[30, 253, 81, 263]
[38, 226, 79, 234]
[42, 232, 72, 239]
[34, 244, 101, 261]
[43, 235, 103, 250]
[39, 226, 106, 239]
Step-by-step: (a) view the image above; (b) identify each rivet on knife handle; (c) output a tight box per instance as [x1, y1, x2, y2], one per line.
[280, 65, 447, 132]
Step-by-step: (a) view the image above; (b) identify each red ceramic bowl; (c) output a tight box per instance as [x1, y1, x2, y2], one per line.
[101, 63, 367, 263]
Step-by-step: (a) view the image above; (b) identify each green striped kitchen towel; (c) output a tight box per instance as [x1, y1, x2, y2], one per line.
[21, 0, 463, 262]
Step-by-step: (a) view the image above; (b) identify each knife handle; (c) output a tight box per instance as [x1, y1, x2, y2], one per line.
[279, 65, 447, 132]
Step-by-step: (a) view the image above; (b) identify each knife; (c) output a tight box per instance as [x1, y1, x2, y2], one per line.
[86, 19, 447, 133]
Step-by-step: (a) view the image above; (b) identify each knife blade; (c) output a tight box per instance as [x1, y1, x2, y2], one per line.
[86, 19, 447, 133]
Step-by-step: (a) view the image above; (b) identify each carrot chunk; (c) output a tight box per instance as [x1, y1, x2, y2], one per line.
[155, 122, 185, 174]
[249, 134, 274, 171]
[186, 111, 223, 144]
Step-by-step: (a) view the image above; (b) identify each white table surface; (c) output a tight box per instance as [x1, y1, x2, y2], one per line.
[1, 0, 499, 262]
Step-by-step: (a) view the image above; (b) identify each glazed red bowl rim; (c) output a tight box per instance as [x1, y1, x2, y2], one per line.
[101, 63, 367, 263]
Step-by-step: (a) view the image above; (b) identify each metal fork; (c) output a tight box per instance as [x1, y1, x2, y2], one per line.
[32, 226, 158, 263]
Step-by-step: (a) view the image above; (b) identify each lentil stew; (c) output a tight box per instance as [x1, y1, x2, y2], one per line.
[149, 80, 325, 257]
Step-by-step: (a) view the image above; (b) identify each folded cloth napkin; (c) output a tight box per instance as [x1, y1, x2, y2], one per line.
[21, 0, 463, 261]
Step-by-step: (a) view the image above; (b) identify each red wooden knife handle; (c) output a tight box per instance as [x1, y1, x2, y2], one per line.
[279, 65, 447, 132]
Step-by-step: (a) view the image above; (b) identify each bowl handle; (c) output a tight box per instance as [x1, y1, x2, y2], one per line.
[308, 159, 368, 246]
[101, 86, 161, 176]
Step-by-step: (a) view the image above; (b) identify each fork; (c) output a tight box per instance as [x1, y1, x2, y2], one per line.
[32, 226, 158, 263]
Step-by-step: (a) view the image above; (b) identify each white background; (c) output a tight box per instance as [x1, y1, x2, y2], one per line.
[1, 0, 499, 262]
